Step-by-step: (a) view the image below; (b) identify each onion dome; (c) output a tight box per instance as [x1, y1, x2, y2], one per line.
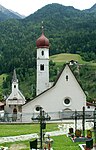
[36, 32, 49, 48]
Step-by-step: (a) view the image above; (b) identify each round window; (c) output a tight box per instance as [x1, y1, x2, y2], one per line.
[36, 106, 40, 111]
[63, 98, 71, 106]
[35, 105, 41, 112]
[64, 98, 70, 104]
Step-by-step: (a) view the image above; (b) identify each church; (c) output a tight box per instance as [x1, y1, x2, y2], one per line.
[5, 69, 26, 121]
[4, 30, 94, 122]
[21, 31, 94, 122]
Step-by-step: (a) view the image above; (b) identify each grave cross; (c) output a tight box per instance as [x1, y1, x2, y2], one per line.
[32, 107, 51, 149]
[94, 107, 96, 145]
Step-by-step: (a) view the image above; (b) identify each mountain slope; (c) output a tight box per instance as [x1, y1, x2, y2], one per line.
[0, 3, 96, 99]
[0, 4, 22, 21]
[25, 3, 82, 23]
[9, 9, 25, 19]
[0, 3, 96, 74]
[84, 4, 96, 13]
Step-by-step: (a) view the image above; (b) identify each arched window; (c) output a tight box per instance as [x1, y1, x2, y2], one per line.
[66, 75, 68, 81]
[13, 108, 17, 114]
[40, 64, 44, 71]
[13, 108, 17, 121]
[14, 85, 16, 88]
[41, 51, 44, 56]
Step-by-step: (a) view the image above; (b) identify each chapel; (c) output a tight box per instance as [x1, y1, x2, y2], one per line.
[5, 69, 26, 121]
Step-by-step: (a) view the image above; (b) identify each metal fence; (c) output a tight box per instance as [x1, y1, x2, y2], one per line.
[0, 110, 95, 122]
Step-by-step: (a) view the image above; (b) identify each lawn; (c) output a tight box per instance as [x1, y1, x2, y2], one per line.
[0, 124, 84, 150]
[50, 53, 87, 65]
[50, 53, 96, 67]
[52, 135, 81, 150]
[0, 123, 58, 137]
[0, 135, 82, 150]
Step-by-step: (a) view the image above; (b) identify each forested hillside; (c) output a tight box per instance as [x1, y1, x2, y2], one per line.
[0, 3, 96, 100]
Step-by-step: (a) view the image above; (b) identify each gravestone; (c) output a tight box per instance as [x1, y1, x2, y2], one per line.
[74, 129, 88, 142]
[69, 128, 73, 134]
[87, 130, 92, 138]
[30, 139, 37, 149]
[86, 138, 93, 149]
[75, 129, 81, 137]
[68, 128, 74, 138]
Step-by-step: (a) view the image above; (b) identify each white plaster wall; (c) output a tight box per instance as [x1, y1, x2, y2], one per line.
[12, 82, 18, 93]
[37, 47, 49, 95]
[85, 105, 95, 111]
[6, 90, 25, 105]
[22, 65, 86, 122]
[37, 48, 49, 59]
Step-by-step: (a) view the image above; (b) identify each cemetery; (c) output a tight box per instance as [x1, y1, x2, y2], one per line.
[0, 107, 96, 150]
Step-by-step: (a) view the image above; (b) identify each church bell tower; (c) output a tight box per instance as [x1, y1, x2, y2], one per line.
[36, 29, 49, 95]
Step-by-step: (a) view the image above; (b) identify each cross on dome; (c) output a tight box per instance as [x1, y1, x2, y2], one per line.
[36, 23, 49, 48]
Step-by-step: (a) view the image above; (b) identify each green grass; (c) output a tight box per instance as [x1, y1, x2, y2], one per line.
[50, 53, 90, 65]
[0, 140, 29, 150]
[52, 135, 81, 150]
[0, 124, 94, 150]
[0, 135, 82, 150]
[0, 123, 58, 137]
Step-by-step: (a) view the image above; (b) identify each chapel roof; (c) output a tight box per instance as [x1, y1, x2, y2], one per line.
[12, 69, 18, 82]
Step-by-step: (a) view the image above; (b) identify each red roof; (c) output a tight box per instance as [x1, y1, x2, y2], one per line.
[36, 32, 49, 48]
[86, 102, 96, 107]
[0, 102, 4, 106]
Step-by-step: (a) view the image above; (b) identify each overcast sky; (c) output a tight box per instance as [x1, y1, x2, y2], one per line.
[0, 0, 96, 16]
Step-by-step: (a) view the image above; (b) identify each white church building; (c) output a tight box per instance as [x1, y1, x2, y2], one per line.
[22, 31, 94, 122]
[5, 69, 26, 121]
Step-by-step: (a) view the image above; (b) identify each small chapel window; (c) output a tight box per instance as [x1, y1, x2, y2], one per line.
[41, 51, 44, 56]
[66, 75, 68, 81]
[40, 64, 44, 71]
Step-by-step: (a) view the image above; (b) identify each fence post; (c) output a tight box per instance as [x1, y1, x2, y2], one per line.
[75, 110, 77, 131]
[82, 106, 85, 137]
[94, 107, 96, 146]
